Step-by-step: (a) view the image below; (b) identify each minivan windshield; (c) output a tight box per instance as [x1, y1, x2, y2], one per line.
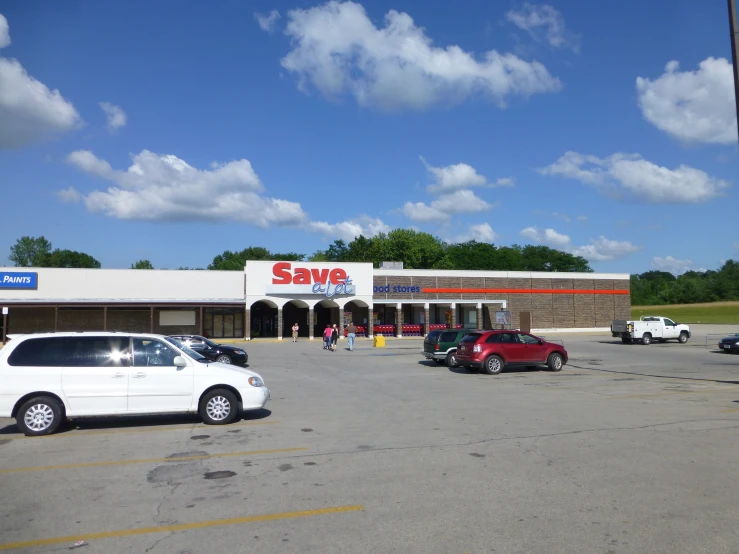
[162, 337, 209, 363]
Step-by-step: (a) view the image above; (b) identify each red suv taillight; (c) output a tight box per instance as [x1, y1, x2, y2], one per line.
[435, 344, 439, 351]
[473, 344, 482, 353]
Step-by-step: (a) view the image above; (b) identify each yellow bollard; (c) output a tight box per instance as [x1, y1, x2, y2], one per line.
[373, 335, 386, 348]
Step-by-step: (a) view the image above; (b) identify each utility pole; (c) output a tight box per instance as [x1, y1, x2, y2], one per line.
[728, 0, 739, 144]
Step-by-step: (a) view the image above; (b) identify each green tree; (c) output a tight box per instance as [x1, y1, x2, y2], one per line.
[630, 261, 739, 306]
[520, 245, 591, 272]
[47, 249, 101, 268]
[208, 247, 304, 270]
[9, 236, 52, 267]
[131, 259, 154, 269]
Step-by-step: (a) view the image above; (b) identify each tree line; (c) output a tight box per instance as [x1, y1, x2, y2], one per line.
[7, 231, 592, 272]
[630, 261, 739, 305]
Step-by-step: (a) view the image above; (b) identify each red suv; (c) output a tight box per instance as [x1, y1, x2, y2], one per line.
[455, 330, 567, 375]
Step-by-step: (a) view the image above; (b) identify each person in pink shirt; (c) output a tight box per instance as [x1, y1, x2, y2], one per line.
[323, 324, 332, 350]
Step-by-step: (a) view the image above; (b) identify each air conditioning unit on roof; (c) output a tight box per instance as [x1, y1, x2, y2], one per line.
[379, 261, 404, 269]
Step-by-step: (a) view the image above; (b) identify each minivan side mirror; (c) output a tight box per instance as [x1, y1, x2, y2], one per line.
[173, 356, 187, 367]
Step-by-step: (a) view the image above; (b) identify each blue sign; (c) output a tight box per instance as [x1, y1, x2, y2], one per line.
[0, 272, 38, 289]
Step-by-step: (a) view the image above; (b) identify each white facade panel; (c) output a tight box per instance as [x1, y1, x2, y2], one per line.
[0, 268, 244, 303]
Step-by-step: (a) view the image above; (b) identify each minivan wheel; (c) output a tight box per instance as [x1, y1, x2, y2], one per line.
[547, 353, 564, 372]
[215, 355, 232, 364]
[642, 333, 652, 346]
[678, 332, 688, 344]
[445, 351, 458, 367]
[484, 355, 503, 375]
[200, 389, 240, 425]
[16, 396, 63, 436]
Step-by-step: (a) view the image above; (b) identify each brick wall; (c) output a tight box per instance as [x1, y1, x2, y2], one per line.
[58, 308, 104, 331]
[385, 276, 412, 300]
[436, 277, 461, 300]
[370, 274, 630, 329]
[8, 307, 55, 333]
[108, 309, 151, 332]
[373, 276, 388, 301]
[551, 279, 575, 328]
[411, 276, 436, 300]
[530, 278, 554, 329]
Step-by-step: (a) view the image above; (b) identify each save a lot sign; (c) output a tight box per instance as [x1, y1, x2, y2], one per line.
[266, 262, 355, 297]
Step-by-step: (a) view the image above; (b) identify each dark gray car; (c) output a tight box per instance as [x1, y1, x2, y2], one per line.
[169, 335, 248, 366]
[719, 333, 739, 353]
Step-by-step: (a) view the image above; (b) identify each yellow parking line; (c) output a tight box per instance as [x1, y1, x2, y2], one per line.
[0, 504, 364, 551]
[3, 420, 279, 441]
[720, 408, 739, 413]
[0, 447, 306, 474]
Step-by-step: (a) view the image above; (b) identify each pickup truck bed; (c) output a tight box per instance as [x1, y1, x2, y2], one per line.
[611, 316, 690, 345]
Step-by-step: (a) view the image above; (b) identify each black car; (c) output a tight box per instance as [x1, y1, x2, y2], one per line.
[169, 335, 248, 366]
[718, 333, 739, 354]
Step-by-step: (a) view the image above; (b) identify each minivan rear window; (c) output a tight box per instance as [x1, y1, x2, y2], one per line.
[460, 333, 482, 343]
[7, 336, 131, 367]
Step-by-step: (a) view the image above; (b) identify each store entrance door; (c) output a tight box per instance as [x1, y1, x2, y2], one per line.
[250, 301, 278, 339]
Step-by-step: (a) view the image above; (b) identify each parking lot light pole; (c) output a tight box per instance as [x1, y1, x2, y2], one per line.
[728, 0, 739, 145]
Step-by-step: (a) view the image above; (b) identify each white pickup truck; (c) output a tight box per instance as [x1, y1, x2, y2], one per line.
[611, 316, 691, 345]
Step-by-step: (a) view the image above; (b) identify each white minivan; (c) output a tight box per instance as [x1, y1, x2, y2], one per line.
[0, 332, 270, 436]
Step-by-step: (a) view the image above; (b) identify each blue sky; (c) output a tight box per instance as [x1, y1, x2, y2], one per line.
[0, 0, 736, 274]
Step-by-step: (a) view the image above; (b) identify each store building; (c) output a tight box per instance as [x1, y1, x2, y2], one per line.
[0, 263, 630, 340]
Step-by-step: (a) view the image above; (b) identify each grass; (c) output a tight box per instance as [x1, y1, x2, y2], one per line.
[631, 301, 739, 325]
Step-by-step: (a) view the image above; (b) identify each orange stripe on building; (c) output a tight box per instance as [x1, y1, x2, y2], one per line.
[423, 288, 630, 295]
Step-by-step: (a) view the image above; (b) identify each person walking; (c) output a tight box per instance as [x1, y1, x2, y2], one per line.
[323, 324, 332, 350]
[291, 322, 299, 343]
[330, 324, 339, 352]
[346, 321, 357, 351]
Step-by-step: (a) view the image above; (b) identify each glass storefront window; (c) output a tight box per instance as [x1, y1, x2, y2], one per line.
[204, 307, 244, 338]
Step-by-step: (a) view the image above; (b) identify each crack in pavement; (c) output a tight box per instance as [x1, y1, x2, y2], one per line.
[567, 363, 739, 385]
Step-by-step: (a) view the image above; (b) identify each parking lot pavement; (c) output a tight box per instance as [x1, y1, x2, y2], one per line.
[1, 334, 739, 553]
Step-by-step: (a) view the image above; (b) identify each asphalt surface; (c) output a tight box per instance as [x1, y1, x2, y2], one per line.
[1, 324, 739, 553]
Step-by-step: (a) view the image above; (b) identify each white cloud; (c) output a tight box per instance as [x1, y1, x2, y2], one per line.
[552, 211, 571, 223]
[577, 215, 588, 223]
[280, 1, 561, 112]
[67, 150, 114, 177]
[63, 149, 388, 241]
[539, 151, 730, 203]
[571, 236, 642, 262]
[636, 58, 736, 144]
[65, 149, 307, 227]
[506, 3, 580, 52]
[402, 190, 493, 222]
[520, 226, 571, 249]
[0, 57, 81, 149]
[520, 226, 641, 261]
[255, 10, 281, 32]
[99, 102, 127, 132]
[447, 223, 498, 244]
[421, 156, 513, 194]
[56, 186, 81, 203]
[0, 14, 10, 48]
[652, 256, 694, 275]
[307, 216, 390, 242]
